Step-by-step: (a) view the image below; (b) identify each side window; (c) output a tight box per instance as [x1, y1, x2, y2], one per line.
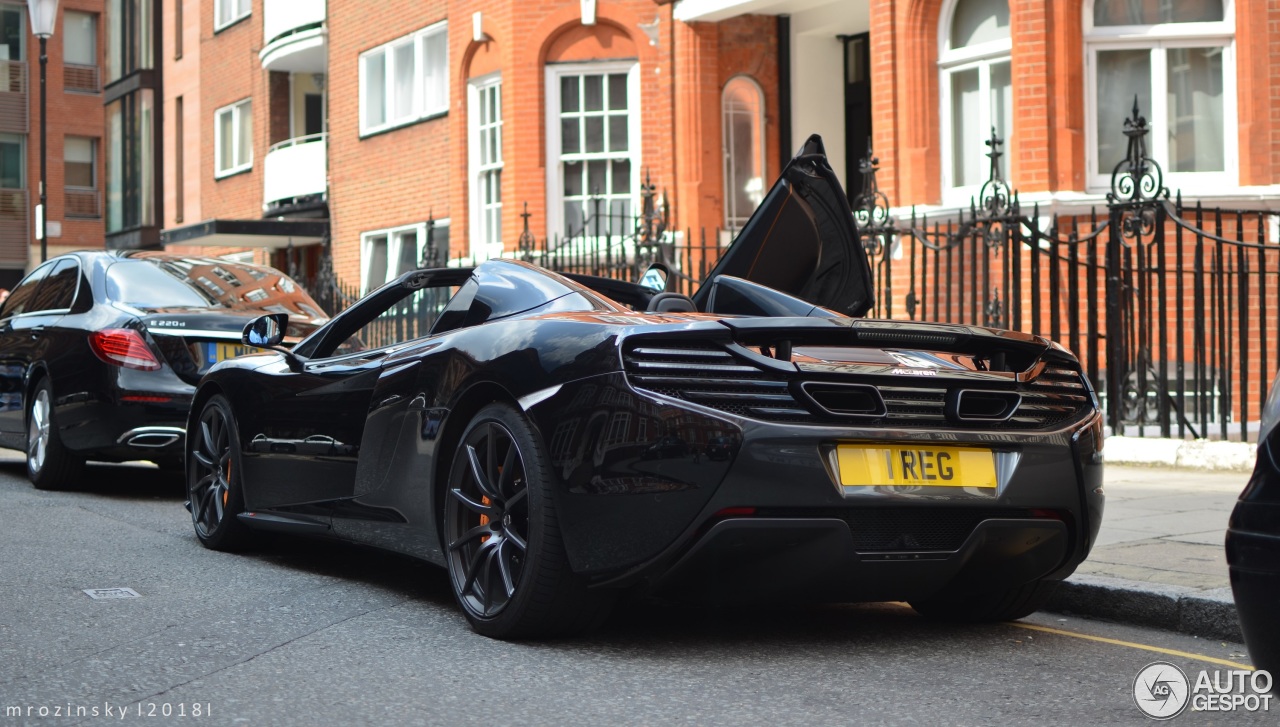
[28, 259, 80, 313]
[0, 263, 54, 318]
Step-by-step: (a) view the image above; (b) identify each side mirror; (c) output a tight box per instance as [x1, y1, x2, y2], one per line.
[243, 313, 288, 348]
[639, 262, 671, 293]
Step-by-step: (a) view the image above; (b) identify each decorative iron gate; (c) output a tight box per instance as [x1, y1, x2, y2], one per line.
[856, 99, 1279, 442]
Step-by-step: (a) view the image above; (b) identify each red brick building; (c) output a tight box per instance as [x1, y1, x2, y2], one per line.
[0, 0, 105, 288]
[92, 0, 1277, 296]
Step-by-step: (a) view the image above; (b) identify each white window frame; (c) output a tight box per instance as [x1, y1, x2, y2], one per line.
[214, 0, 250, 31]
[544, 61, 641, 240]
[214, 99, 252, 178]
[468, 73, 503, 260]
[359, 219, 451, 294]
[358, 21, 449, 137]
[1083, 0, 1237, 193]
[938, 0, 1012, 205]
[721, 75, 766, 231]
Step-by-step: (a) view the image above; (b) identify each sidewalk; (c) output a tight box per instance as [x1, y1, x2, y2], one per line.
[1048, 464, 1248, 642]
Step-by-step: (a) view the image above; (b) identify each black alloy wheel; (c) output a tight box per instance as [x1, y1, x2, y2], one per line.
[187, 395, 252, 550]
[446, 416, 531, 619]
[26, 377, 84, 490]
[443, 403, 613, 639]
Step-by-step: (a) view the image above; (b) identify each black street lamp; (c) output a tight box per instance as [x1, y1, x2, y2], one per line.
[27, 0, 57, 263]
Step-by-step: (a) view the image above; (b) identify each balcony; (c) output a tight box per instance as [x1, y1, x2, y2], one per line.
[263, 133, 326, 216]
[260, 0, 326, 73]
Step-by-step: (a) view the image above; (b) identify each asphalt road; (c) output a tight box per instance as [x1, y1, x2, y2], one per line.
[0, 459, 1273, 726]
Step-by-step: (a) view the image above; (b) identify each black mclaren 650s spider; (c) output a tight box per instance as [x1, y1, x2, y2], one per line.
[186, 137, 1104, 638]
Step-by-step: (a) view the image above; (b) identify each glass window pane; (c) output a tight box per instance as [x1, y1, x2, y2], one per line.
[584, 117, 604, 153]
[587, 160, 607, 196]
[561, 118, 580, 154]
[218, 110, 233, 171]
[423, 32, 448, 112]
[610, 200, 630, 227]
[950, 0, 1010, 49]
[365, 53, 386, 128]
[608, 115, 628, 152]
[584, 75, 603, 111]
[0, 134, 22, 188]
[991, 61, 1012, 181]
[564, 202, 583, 235]
[139, 90, 154, 226]
[66, 137, 94, 187]
[608, 74, 627, 110]
[564, 161, 582, 197]
[106, 0, 119, 80]
[1096, 49, 1151, 173]
[1094, 0, 1223, 26]
[950, 67, 981, 186]
[238, 102, 252, 167]
[364, 236, 388, 291]
[1167, 47, 1224, 173]
[561, 76, 578, 113]
[393, 42, 415, 120]
[612, 160, 631, 194]
[65, 11, 96, 65]
[396, 231, 419, 275]
[106, 99, 121, 229]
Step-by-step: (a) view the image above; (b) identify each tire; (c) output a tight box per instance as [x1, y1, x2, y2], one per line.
[910, 579, 1060, 623]
[27, 377, 85, 490]
[187, 395, 254, 551]
[442, 402, 614, 639]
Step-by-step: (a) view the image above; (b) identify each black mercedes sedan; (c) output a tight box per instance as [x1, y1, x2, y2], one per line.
[1227, 375, 1280, 679]
[185, 137, 1105, 639]
[0, 251, 325, 489]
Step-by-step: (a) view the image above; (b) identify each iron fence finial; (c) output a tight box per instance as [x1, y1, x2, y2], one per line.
[518, 201, 535, 260]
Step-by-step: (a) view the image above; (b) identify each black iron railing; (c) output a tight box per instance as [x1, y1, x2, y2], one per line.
[294, 101, 1278, 442]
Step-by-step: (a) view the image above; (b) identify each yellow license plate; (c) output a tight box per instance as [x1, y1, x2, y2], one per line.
[214, 342, 255, 363]
[836, 444, 997, 488]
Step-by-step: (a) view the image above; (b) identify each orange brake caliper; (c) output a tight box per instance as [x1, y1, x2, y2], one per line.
[479, 496, 491, 542]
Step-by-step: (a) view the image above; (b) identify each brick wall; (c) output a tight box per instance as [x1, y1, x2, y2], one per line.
[199, 0, 267, 225]
[872, 0, 1280, 207]
[164, 0, 203, 229]
[327, 0, 451, 283]
[150, 1, 783, 284]
[25, 0, 107, 266]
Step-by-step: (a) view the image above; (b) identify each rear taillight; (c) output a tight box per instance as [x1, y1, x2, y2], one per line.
[89, 329, 162, 371]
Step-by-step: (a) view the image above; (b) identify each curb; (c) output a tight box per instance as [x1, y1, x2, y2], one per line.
[1046, 573, 1241, 643]
[1103, 436, 1256, 472]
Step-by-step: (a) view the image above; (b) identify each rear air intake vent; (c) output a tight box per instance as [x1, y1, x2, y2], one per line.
[622, 341, 814, 422]
[622, 337, 1094, 430]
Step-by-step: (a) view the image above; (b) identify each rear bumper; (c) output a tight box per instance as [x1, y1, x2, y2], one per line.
[57, 366, 194, 461]
[531, 372, 1103, 600]
[650, 516, 1069, 603]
